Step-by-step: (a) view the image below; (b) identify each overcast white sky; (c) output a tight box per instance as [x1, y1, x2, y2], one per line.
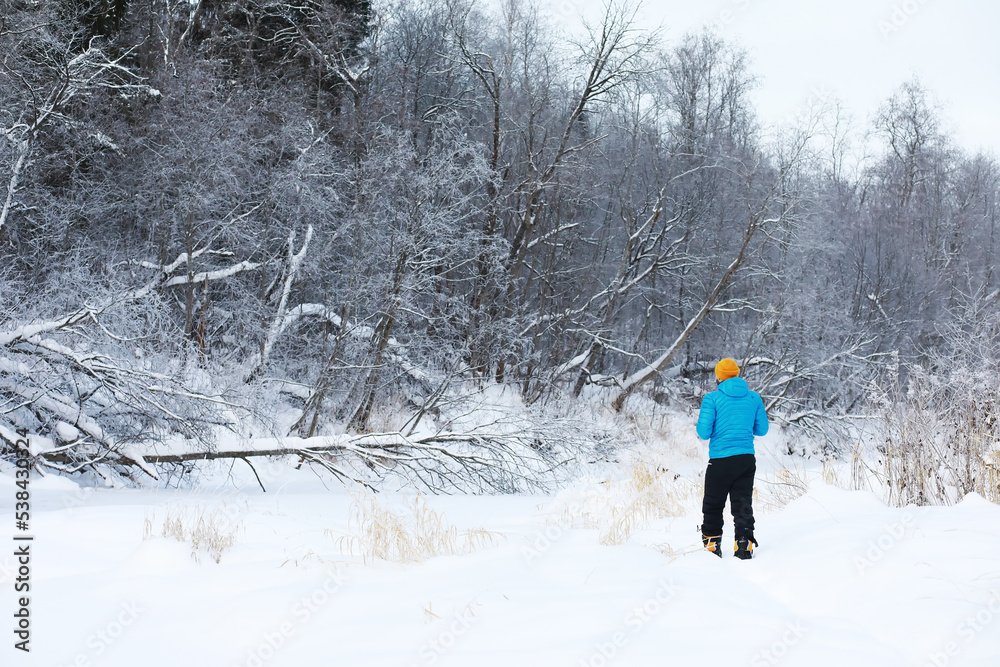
[545, 0, 999, 155]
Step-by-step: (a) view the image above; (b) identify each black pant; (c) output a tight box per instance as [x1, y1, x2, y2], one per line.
[701, 454, 756, 539]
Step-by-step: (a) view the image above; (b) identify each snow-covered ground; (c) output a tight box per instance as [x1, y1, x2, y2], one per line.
[3, 430, 1000, 667]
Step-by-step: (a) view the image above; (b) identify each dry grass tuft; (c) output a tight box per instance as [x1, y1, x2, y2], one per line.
[980, 449, 1000, 504]
[650, 541, 702, 561]
[555, 462, 700, 546]
[279, 546, 331, 569]
[755, 467, 810, 513]
[332, 492, 504, 564]
[821, 456, 846, 488]
[144, 502, 246, 563]
[600, 463, 699, 545]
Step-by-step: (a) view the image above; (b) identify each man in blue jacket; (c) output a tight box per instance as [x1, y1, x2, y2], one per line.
[696, 358, 768, 559]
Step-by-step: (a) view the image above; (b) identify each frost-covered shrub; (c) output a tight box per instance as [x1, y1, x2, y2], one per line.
[868, 300, 1000, 506]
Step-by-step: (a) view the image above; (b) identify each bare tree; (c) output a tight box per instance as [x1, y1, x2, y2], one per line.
[611, 123, 815, 411]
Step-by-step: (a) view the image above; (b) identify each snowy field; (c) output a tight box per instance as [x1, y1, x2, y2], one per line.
[3, 435, 1000, 667]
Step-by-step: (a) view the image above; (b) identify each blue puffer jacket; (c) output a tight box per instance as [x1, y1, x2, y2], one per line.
[696, 377, 769, 459]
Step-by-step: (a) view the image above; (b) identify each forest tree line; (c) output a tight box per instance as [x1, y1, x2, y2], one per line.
[1, 0, 998, 485]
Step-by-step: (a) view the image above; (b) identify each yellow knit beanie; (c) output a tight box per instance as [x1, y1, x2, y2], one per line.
[715, 358, 740, 382]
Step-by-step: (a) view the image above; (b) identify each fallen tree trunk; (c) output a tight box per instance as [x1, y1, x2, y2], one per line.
[27, 428, 565, 494]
